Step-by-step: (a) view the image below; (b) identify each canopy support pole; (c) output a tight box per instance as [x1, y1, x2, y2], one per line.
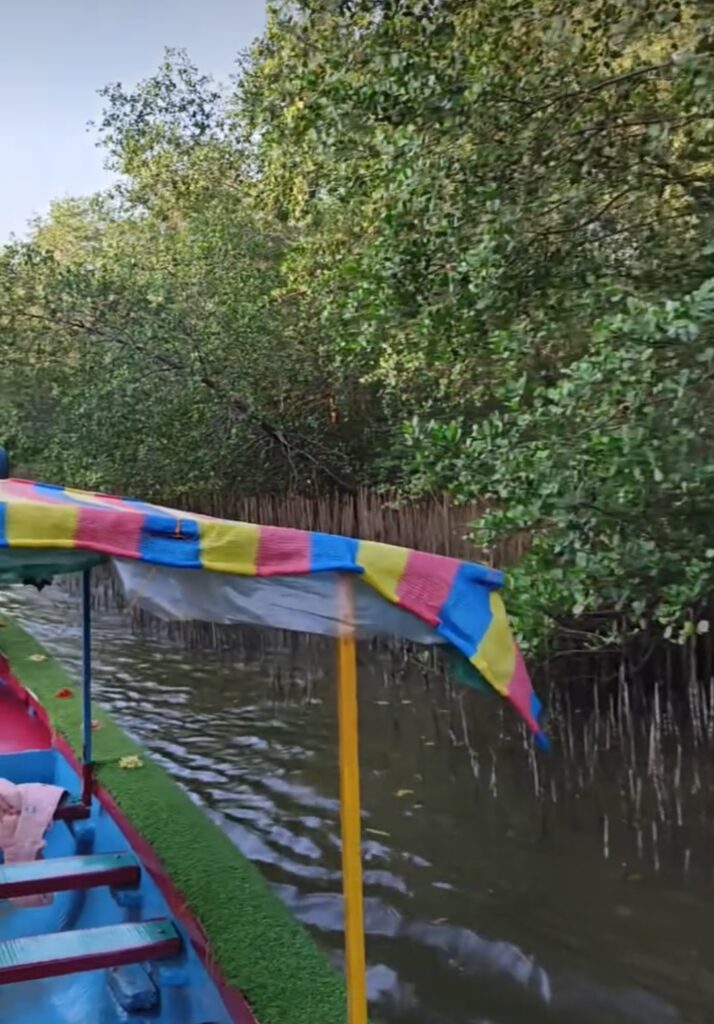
[337, 576, 367, 1024]
[81, 568, 93, 806]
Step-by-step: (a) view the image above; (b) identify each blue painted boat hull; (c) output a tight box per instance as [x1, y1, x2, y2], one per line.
[0, 690, 239, 1024]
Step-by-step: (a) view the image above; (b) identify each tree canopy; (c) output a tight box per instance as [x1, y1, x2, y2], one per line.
[2, 2, 713, 649]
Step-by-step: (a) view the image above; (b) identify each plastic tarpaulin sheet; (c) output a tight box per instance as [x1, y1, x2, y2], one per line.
[115, 561, 443, 644]
[0, 478, 545, 743]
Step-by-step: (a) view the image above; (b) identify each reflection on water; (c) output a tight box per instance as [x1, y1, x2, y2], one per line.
[1, 585, 713, 1024]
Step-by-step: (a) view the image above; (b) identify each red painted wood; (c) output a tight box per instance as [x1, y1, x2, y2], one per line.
[0, 921, 181, 985]
[0, 854, 139, 899]
[54, 799, 91, 822]
[0, 686, 51, 752]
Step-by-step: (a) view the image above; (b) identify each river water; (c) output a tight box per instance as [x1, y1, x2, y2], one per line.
[1, 584, 713, 1024]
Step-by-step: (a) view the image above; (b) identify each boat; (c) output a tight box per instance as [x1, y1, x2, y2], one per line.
[0, 451, 545, 1024]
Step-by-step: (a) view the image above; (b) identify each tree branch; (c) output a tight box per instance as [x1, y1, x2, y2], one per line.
[14, 307, 357, 492]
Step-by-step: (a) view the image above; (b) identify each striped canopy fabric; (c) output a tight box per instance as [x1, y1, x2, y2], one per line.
[0, 479, 545, 744]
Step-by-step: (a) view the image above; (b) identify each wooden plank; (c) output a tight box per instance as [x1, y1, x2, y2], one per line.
[54, 796, 90, 821]
[0, 853, 139, 899]
[0, 920, 181, 985]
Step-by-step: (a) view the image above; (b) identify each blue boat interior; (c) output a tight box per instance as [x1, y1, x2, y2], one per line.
[0, 746, 233, 1024]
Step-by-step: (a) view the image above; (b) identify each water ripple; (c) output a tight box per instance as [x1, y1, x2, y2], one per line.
[2, 587, 712, 1024]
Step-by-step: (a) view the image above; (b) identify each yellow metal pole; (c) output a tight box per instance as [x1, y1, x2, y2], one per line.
[337, 575, 368, 1024]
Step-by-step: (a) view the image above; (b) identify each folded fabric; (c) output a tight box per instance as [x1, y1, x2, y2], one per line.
[0, 777, 65, 907]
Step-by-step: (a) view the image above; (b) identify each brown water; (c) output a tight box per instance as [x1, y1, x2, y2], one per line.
[1, 584, 713, 1024]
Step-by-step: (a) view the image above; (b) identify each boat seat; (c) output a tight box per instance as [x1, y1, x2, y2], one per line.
[0, 919, 181, 985]
[0, 853, 139, 900]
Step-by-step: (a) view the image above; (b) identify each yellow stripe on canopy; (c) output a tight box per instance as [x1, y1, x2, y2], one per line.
[472, 591, 516, 695]
[356, 540, 409, 603]
[199, 520, 260, 575]
[6, 501, 78, 549]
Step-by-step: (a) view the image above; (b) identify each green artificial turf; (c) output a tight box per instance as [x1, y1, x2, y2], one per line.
[0, 617, 347, 1024]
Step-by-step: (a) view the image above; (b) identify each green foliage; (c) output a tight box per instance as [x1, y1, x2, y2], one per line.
[0, 53, 374, 498]
[95, 49, 239, 217]
[239, 0, 714, 647]
[3, 6, 714, 648]
[240, 0, 714, 427]
[406, 278, 714, 649]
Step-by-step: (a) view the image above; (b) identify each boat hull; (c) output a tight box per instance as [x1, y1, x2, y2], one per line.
[0, 665, 253, 1024]
[0, 615, 347, 1024]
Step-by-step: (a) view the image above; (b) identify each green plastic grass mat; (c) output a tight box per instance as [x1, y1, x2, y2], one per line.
[0, 617, 347, 1024]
